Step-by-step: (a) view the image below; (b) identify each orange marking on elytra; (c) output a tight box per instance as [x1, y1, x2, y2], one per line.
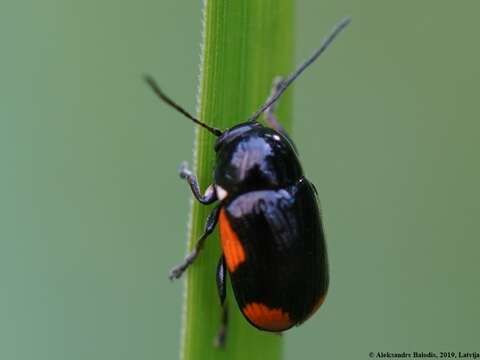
[242, 302, 293, 331]
[219, 209, 246, 272]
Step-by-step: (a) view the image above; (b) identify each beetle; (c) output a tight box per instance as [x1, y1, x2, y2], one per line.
[145, 18, 350, 345]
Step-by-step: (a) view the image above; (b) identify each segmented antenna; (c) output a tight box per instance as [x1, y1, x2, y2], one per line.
[247, 17, 351, 123]
[144, 75, 223, 136]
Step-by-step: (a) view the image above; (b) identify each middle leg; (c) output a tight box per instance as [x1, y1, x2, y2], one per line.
[169, 206, 220, 280]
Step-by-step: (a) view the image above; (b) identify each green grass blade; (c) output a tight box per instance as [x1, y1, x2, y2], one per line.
[181, 1, 294, 359]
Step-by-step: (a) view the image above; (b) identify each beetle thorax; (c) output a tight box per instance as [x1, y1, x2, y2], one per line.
[214, 124, 303, 197]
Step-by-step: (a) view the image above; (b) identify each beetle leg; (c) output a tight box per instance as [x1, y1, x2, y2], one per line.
[179, 161, 217, 205]
[169, 206, 220, 280]
[265, 76, 287, 134]
[214, 256, 229, 348]
[265, 77, 297, 150]
[216, 255, 227, 304]
[214, 302, 229, 348]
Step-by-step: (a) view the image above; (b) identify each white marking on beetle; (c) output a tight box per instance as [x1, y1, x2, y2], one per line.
[216, 186, 228, 200]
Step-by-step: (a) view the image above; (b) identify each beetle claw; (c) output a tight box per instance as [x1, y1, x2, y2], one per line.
[178, 161, 191, 179]
[213, 330, 226, 349]
[168, 249, 198, 281]
[168, 264, 186, 281]
[168, 264, 186, 280]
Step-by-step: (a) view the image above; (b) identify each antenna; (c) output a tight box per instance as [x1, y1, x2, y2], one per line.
[144, 75, 223, 136]
[247, 17, 351, 123]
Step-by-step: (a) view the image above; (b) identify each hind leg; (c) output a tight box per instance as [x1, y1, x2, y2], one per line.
[213, 255, 229, 348]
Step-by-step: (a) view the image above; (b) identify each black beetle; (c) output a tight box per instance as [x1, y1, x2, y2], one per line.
[146, 17, 350, 345]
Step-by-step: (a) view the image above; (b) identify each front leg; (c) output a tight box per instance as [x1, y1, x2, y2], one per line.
[265, 76, 287, 135]
[264, 77, 297, 150]
[169, 206, 220, 280]
[179, 161, 217, 205]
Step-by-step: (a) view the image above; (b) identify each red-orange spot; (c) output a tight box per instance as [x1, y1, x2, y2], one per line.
[219, 209, 246, 272]
[242, 302, 293, 331]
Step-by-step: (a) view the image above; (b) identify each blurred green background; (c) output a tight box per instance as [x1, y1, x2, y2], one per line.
[1, 1, 479, 359]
